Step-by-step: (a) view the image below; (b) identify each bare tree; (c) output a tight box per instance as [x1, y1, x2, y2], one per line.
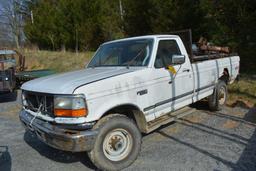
[0, 0, 26, 48]
[0, 23, 12, 47]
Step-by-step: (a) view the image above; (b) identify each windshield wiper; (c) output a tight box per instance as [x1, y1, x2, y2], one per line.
[89, 64, 100, 68]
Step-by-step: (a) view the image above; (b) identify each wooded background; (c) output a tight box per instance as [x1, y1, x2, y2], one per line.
[1, 0, 256, 73]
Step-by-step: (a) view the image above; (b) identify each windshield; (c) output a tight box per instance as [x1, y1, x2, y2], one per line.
[88, 38, 154, 67]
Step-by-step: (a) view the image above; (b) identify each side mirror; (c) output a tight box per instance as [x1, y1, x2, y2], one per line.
[171, 55, 185, 65]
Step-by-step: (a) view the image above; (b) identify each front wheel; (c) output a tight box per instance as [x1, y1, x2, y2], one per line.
[208, 80, 228, 111]
[88, 114, 141, 171]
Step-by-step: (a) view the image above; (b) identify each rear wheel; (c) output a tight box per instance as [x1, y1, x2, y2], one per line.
[88, 114, 141, 171]
[208, 80, 227, 111]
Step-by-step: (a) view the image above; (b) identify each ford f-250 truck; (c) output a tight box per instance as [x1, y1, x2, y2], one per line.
[19, 35, 240, 170]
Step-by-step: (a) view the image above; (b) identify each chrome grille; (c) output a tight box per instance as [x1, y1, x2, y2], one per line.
[23, 91, 54, 117]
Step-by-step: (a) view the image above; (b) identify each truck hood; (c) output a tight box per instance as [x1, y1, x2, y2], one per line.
[21, 67, 141, 94]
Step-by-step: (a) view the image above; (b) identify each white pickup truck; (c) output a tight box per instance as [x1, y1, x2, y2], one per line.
[19, 35, 240, 170]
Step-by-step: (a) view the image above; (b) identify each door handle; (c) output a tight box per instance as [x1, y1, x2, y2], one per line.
[182, 69, 190, 72]
[137, 89, 148, 96]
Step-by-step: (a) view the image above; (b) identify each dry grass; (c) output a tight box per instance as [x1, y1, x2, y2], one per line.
[222, 120, 239, 129]
[20, 49, 94, 73]
[227, 75, 256, 108]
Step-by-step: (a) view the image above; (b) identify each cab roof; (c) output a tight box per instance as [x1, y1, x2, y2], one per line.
[103, 35, 180, 45]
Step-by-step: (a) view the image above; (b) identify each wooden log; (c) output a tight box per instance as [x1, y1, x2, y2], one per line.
[198, 37, 230, 54]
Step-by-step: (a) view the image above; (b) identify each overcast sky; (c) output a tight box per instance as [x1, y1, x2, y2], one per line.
[0, 0, 12, 44]
[0, 0, 8, 17]
[0, 0, 7, 9]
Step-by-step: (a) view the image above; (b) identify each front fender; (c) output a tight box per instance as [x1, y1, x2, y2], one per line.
[85, 93, 144, 122]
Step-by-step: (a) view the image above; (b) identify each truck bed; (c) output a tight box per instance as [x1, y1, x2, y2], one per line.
[191, 53, 238, 62]
[170, 29, 235, 62]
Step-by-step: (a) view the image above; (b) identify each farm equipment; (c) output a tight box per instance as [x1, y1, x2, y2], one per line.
[0, 49, 54, 94]
[16, 69, 55, 85]
[0, 50, 17, 93]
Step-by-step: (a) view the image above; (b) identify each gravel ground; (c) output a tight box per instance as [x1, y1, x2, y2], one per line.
[0, 91, 256, 171]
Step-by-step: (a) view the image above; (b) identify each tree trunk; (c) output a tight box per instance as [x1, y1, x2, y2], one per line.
[49, 35, 55, 50]
[61, 44, 66, 52]
[75, 28, 78, 55]
[14, 34, 20, 49]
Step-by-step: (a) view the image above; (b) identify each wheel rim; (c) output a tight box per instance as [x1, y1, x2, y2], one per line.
[103, 128, 133, 161]
[218, 86, 226, 105]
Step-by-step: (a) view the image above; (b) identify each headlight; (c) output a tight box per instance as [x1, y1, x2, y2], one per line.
[54, 95, 88, 117]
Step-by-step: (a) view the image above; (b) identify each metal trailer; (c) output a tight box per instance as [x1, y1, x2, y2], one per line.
[0, 50, 17, 93]
[0, 49, 55, 94]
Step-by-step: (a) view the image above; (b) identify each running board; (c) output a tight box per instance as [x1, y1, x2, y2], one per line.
[145, 107, 196, 133]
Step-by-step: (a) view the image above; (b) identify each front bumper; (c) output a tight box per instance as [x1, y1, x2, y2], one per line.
[19, 109, 98, 152]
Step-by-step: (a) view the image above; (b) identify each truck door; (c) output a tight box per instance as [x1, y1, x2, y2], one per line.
[152, 38, 194, 118]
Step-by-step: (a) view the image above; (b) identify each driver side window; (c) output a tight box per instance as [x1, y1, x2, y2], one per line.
[154, 40, 181, 68]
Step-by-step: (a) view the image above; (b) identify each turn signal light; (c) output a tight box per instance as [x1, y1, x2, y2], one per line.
[54, 108, 87, 117]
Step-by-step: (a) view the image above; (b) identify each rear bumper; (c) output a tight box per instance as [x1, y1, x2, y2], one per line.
[19, 109, 98, 152]
[0, 81, 12, 93]
[0, 89, 11, 94]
